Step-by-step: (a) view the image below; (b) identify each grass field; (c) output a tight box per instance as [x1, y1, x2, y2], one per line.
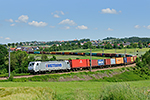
[29, 54, 110, 60]
[60, 48, 150, 56]
[0, 80, 150, 100]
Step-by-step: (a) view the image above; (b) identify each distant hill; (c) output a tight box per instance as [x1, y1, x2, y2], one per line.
[103, 37, 116, 40]
[103, 37, 150, 43]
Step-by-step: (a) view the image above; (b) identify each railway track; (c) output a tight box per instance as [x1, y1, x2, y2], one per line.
[0, 63, 136, 80]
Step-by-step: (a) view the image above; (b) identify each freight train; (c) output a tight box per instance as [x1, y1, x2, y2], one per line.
[28, 51, 137, 73]
[27, 51, 133, 57]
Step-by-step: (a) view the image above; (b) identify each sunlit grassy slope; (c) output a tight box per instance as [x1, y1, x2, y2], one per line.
[0, 80, 150, 100]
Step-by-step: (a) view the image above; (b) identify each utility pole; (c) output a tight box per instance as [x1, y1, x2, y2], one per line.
[124, 48, 126, 67]
[90, 48, 92, 72]
[9, 47, 11, 78]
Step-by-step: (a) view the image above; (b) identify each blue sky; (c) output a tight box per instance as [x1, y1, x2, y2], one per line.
[0, 0, 150, 44]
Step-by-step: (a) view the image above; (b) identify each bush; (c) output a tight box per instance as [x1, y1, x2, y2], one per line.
[99, 83, 150, 100]
[8, 74, 14, 81]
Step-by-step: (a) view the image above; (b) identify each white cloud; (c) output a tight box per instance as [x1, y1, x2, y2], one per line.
[54, 14, 60, 18]
[0, 36, 3, 39]
[147, 25, 150, 29]
[49, 26, 55, 28]
[28, 21, 48, 27]
[101, 8, 120, 14]
[59, 19, 76, 26]
[10, 24, 15, 26]
[60, 11, 64, 15]
[143, 26, 146, 28]
[76, 25, 88, 29]
[6, 19, 13, 22]
[51, 11, 65, 18]
[107, 28, 113, 31]
[5, 37, 10, 40]
[94, 28, 98, 30]
[64, 26, 70, 29]
[134, 25, 140, 29]
[15, 15, 29, 23]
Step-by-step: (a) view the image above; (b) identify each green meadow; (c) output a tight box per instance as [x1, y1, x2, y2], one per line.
[0, 80, 150, 100]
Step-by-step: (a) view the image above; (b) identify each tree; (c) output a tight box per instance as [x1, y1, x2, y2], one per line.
[0, 45, 8, 74]
[8, 43, 11, 47]
[119, 44, 124, 49]
[16, 42, 18, 47]
[10, 50, 28, 73]
[113, 43, 118, 49]
[12, 43, 15, 48]
[133, 44, 137, 48]
[19, 42, 23, 46]
[105, 43, 113, 49]
[41, 54, 48, 61]
[77, 41, 81, 48]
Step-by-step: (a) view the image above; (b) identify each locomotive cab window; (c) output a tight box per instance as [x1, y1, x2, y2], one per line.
[67, 62, 69, 64]
[30, 63, 34, 66]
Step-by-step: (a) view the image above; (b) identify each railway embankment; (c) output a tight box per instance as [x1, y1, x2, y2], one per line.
[1, 63, 150, 82]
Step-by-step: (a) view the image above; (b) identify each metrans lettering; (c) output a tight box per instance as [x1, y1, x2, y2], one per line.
[46, 64, 62, 67]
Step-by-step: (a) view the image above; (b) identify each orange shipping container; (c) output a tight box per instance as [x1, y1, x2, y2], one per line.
[69, 59, 90, 68]
[77, 53, 84, 55]
[104, 59, 111, 65]
[91, 59, 98, 66]
[50, 52, 56, 54]
[64, 52, 70, 55]
[115, 57, 124, 64]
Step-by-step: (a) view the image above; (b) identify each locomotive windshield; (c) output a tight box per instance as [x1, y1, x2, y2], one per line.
[29, 63, 35, 66]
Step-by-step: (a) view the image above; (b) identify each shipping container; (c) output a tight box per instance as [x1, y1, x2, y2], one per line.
[69, 59, 90, 68]
[97, 53, 102, 56]
[91, 59, 98, 66]
[115, 57, 124, 64]
[111, 53, 117, 57]
[104, 53, 111, 57]
[78, 53, 84, 55]
[92, 53, 97, 56]
[116, 54, 119, 57]
[111, 58, 116, 64]
[124, 57, 127, 63]
[70, 52, 74, 55]
[98, 59, 105, 66]
[74, 52, 78, 55]
[85, 53, 90, 56]
[131, 57, 133, 62]
[126, 57, 131, 63]
[50, 52, 56, 54]
[56, 52, 61, 54]
[62, 52, 65, 55]
[102, 53, 104, 56]
[105, 59, 111, 65]
[34, 51, 40, 54]
[64, 52, 70, 55]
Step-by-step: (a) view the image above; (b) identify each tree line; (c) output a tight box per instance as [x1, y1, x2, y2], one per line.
[0, 45, 56, 74]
